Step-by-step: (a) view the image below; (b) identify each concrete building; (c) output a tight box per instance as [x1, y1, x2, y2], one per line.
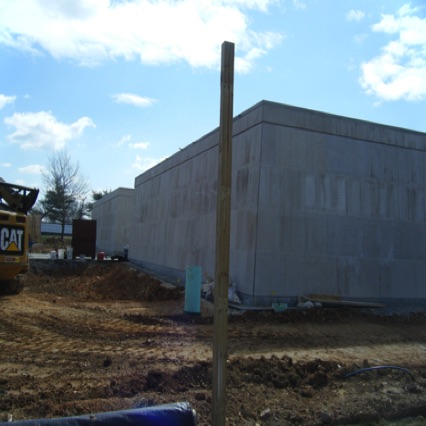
[92, 187, 134, 256]
[99, 101, 426, 307]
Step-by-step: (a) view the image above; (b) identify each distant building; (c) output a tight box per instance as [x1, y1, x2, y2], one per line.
[95, 101, 426, 308]
[91, 187, 134, 256]
[41, 222, 72, 236]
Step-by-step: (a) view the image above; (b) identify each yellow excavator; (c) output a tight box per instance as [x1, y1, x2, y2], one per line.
[0, 178, 39, 294]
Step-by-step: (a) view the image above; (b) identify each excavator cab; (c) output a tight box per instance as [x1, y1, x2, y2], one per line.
[0, 179, 39, 294]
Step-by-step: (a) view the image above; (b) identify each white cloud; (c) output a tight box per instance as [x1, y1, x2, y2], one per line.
[112, 93, 157, 107]
[132, 154, 166, 172]
[116, 134, 132, 147]
[346, 10, 365, 22]
[360, 4, 426, 101]
[115, 135, 149, 152]
[0, 0, 282, 73]
[292, 0, 306, 11]
[354, 33, 368, 44]
[130, 142, 150, 150]
[18, 164, 45, 175]
[0, 162, 12, 168]
[0, 94, 16, 109]
[4, 111, 95, 150]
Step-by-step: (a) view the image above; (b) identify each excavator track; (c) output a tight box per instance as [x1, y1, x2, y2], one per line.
[0, 276, 25, 295]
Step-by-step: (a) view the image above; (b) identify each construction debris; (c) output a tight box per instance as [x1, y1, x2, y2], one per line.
[201, 279, 241, 304]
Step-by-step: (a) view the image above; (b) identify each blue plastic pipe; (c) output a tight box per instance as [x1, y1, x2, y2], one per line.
[0, 402, 197, 426]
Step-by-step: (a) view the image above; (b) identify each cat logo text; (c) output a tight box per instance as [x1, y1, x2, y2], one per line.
[0, 226, 25, 255]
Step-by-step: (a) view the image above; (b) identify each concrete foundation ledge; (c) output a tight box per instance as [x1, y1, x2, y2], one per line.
[129, 260, 426, 312]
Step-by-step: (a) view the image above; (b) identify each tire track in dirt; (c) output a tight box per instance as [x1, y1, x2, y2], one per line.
[2, 262, 426, 425]
[0, 297, 212, 362]
[3, 294, 426, 366]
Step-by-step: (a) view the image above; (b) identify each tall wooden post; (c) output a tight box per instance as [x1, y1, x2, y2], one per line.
[212, 41, 234, 426]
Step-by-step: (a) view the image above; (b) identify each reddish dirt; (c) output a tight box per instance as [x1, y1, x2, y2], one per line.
[0, 260, 425, 425]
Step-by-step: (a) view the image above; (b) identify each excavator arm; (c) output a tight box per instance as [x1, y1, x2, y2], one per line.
[0, 180, 39, 214]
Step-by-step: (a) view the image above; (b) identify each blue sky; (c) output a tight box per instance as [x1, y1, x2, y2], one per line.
[1, 0, 425, 195]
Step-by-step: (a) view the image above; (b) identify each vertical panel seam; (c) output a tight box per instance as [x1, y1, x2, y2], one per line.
[252, 120, 264, 299]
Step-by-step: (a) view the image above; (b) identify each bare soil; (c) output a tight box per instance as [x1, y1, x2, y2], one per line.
[0, 260, 425, 425]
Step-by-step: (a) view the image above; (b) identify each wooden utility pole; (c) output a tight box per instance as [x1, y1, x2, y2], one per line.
[212, 41, 234, 426]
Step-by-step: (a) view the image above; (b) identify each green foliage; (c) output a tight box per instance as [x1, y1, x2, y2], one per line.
[92, 189, 111, 201]
[86, 189, 112, 213]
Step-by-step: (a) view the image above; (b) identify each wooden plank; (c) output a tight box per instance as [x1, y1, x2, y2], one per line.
[301, 295, 385, 308]
[212, 41, 234, 426]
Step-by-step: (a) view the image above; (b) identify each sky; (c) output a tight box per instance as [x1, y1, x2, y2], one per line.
[1, 0, 426, 197]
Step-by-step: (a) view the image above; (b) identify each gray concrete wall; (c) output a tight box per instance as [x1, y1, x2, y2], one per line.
[92, 187, 134, 256]
[130, 101, 426, 306]
[253, 102, 426, 305]
[132, 132, 219, 281]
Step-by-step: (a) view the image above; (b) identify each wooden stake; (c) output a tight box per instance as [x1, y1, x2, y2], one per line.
[212, 41, 234, 426]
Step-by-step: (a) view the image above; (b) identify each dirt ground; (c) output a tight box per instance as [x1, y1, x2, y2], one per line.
[0, 260, 425, 425]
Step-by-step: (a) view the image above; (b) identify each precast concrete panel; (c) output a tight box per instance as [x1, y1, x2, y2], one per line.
[131, 130, 221, 278]
[126, 101, 426, 307]
[250, 101, 426, 306]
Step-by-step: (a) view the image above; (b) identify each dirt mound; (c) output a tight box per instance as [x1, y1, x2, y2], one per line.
[27, 261, 183, 302]
[141, 357, 340, 393]
[89, 265, 183, 301]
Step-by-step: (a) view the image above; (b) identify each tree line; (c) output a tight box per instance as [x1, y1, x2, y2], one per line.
[33, 150, 110, 240]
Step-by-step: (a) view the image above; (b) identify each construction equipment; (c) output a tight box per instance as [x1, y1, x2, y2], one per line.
[0, 178, 39, 294]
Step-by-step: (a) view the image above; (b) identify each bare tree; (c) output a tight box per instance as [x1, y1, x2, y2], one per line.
[41, 150, 89, 240]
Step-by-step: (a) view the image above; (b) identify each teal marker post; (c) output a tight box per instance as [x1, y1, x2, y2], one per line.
[184, 266, 202, 315]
